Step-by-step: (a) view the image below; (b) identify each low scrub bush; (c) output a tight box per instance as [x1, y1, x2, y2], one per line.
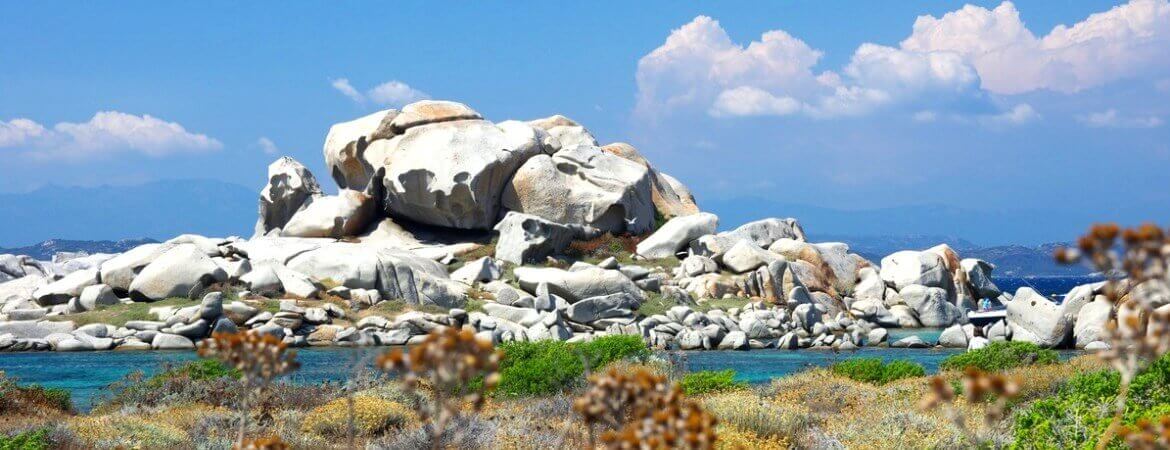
[496, 335, 649, 396]
[940, 341, 1058, 372]
[0, 374, 72, 415]
[301, 396, 414, 438]
[0, 428, 51, 450]
[1011, 353, 1170, 448]
[565, 233, 641, 261]
[680, 370, 746, 395]
[830, 358, 925, 385]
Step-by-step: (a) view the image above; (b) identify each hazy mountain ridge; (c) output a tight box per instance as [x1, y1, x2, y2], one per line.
[0, 238, 159, 260]
[0, 180, 256, 247]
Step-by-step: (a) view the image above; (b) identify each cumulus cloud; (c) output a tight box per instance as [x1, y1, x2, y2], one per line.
[1078, 109, 1163, 128]
[635, 1, 1170, 123]
[0, 112, 222, 160]
[902, 0, 1170, 94]
[330, 78, 430, 107]
[0, 118, 48, 147]
[257, 137, 279, 155]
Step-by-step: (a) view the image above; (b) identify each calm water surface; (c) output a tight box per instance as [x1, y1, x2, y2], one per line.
[0, 338, 1008, 411]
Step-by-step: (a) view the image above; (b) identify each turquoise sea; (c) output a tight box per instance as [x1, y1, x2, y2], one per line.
[0, 338, 962, 412]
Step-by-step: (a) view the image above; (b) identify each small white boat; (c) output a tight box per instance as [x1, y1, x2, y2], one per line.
[967, 309, 1006, 326]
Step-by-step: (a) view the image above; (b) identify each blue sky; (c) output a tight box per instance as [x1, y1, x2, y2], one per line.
[2, 1, 1168, 226]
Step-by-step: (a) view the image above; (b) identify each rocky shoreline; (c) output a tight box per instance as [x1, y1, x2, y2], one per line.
[0, 100, 1110, 354]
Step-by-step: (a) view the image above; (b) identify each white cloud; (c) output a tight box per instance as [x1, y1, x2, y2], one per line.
[981, 103, 1040, 126]
[709, 86, 801, 117]
[636, 1, 1170, 122]
[1078, 109, 1163, 128]
[0, 118, 48, 147]
[330, 78, 430, 107]
[257, 137, 279, 155]
[901, 0, 1170, 94]
[636, 15, 998, 121]
[330, 78, 364, 103]
[0, 111, 222, 160]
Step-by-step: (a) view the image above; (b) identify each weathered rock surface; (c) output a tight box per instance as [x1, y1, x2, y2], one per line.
[255, 157, 323, 236]
[377, 119, 542, 229]
[1006, 287, 1071, 348]
[635, 213, 717, 259]
[493, 212, 575, 265]
[129, 244, 228, 302]
[322, 109, 398, 191]
[503, 145, 654, 234]
[514, 267, 644, 303]
[280, 189, 376, 238]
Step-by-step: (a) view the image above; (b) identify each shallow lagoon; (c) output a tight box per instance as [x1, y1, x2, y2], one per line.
[0, 338, 964, 411]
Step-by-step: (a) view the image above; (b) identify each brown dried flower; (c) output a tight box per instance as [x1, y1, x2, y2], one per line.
[377, 327, 500, 450]
[1118, 416, 1170, 450]
[1055, 222, 1170, 449]
[197, 331, 300, 447]
[235, 435, 289, 450]
[575, 367, 717, 449]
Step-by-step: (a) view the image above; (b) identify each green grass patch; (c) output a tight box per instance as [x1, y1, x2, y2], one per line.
[940, 341, 1059, 372]
[147, 359, 240, 386]
[0, 428, 51, 450]
[831, 358, 925, 385]
[680, 369, 746, 395]
[1012, 353, 1170, 448]
[696, 296, 755, 312]
[46, 297, 192, 326]
[495, 335, 650, 396]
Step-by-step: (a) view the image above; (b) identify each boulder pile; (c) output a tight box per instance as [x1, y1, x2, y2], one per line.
[0, 99, 1101, 352]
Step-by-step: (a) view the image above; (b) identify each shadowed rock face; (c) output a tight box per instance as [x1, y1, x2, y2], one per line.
[255, 157, 322, 237]
[502, 145, 656, 234]
[378, 120, 544, 230]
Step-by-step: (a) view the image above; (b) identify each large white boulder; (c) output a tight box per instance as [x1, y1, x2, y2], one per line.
[32, 268, 99, 306]
[635, 213, 718, 259]
[900, 284, 964, 327]
[128, 244, 228, 301]
[514, 267, 644, 303]
[280, 189, 376, 238]
[1073, 295, 1112, 349]
[565, 293, 640, 323]
[1006, 287, 1071, 348]
[1, 254, 52, 281]
[880, 251, 953, 291]
[322, 109, 398, 191]
[389, 100, 482, 133]
[98, 243, 171, 292]
[375, 119, 543, 229]
[285, 242, 466, 307]
[254, 157, 323, 236]
[960, 259, 1001, 299]
[502, 145, 655, 234]
[600, 142, 699, 218]
[492, 212, 576, 265]
[720, 240, 780, 273]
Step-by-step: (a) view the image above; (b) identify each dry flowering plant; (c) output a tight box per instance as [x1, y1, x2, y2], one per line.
[574, 366, 717, 449]
[920, 368, 1020, 445]
[196, 331, 300, 448]
[1056, 223, 1170, 448]
[376, 326, 501, 450]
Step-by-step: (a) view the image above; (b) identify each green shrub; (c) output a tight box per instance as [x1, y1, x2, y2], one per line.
[0, 428, 51, 450]
[496, 335, 649, 396]
[680, 370, 746, 395]
[1011, 353, 1170, 448]
[146, 359, 239, 388]
[830, 358, 925, 385]
[940, 341, 1058, 372]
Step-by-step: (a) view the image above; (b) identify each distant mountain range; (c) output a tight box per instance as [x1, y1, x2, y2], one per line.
[811, 234, 1088, 277]
[0, 238, 159, 260]
[0, 179, 256, 247]
[704, 196, 1170, 246]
